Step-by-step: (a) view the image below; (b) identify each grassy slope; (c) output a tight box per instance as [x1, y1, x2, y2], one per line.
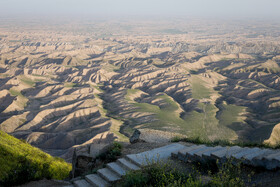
[218, 103, 247, 129]
[186, 76, 236, 140]
[126, 88, 235, 140]
[0, 130, 71, 185]
[125, 72, 240, 140]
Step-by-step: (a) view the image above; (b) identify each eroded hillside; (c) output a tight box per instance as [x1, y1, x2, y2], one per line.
[1, 18, 280, 160]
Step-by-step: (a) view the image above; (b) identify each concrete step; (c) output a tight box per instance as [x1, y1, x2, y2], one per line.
[126, 143, 186, 167]
[210, 146, 243, 161]
[243, 149, 274, 166]
[193, 146, 223, 162]
[261, 151, 280, 169]
[107, 162, 128, 177]
[97, 168, 121, 183]
[238, 148, 276, 168]
[117, 158, 140, 171]
[85, 174, 109, 187]
[172, 144, 280, 170]
[177, 145, 204, 162]
[252, 150, 275, 168]
[263, 151, 280, 161]
[171, 145, 188, 158]
[231, 147, 258, 160]
[73, 179, 92, 187]
[201, 146, 224, 161]
[185, 146, 210, 162]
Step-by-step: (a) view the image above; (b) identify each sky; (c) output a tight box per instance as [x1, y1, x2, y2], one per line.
[0, 0, 280, 19]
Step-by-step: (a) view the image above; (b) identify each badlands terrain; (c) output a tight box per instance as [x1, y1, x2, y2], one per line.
[1, 17, 280, 161]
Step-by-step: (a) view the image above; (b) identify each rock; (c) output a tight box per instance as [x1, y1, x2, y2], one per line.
[130, 129, 144, 143]
[72, 148, 94, 178]
[71, 132, 117, 178]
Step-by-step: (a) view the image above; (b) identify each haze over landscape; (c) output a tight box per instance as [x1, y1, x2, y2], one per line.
[1, 0, 280, 186]
[1, 0, 280, 18]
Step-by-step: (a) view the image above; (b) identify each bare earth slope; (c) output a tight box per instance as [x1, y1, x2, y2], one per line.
[1, 18, 280, 161]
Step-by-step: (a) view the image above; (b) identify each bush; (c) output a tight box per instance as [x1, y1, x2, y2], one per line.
[116, 159, 251, 187]
[119, 170, 148, 187]
[116, 161, 203, 187]
[209, 159, 252, 187]
[97, 142, 123, 162]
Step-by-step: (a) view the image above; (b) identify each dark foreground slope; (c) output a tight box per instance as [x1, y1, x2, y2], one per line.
[0, 130, 71, 186]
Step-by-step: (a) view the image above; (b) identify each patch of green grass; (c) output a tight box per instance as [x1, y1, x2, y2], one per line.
[9, 40, 21, 42]
[131, 96, 186, 132]
[218, 103, 247, 127]
[102, 63, 120, 72]
[244, 78, 274, 91]
[64, 82, 77, 88]
[9, 88, 22, 97]
[188, 76, 212, 100]
[125, 89, 185, 132]
[0, 74, 9, 78]
[156, 94, 179, 111]
[126, 89, 139, 95]
[0, 130, 71, 186]
[8, 88, 28, 109]
[20, 77, 36, 87]
[32, 74, 45, 77]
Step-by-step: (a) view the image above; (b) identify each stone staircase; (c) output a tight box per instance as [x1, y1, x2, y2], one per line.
[172, 144, 280, 170]
[70, 143, 185, 187]
[69, 143, 280, 187]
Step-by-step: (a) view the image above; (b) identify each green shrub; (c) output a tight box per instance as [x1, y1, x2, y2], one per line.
[115, 161, 203, 187]
[209, 159, 252, 187]
[168, 177, 203, 187]
[116, 158, 251, 187]
[145, 163, 189, 186]
[97, 142, 123, 162]
[119, 170, 149, 187]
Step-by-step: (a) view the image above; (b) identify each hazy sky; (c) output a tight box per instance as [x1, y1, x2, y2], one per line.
[1, 0, 280, 19]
